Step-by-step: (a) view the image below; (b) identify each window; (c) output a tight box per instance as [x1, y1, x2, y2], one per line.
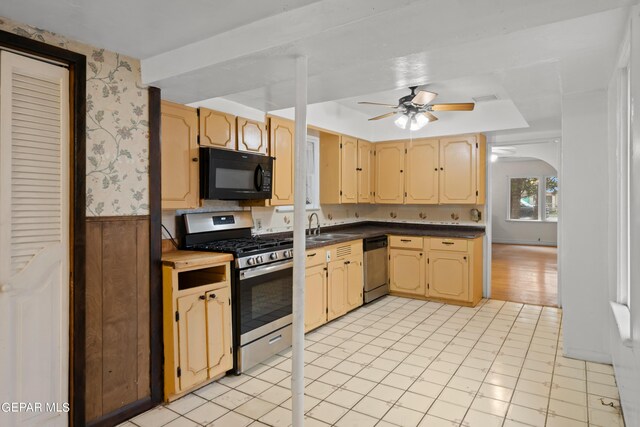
[508, 176, 558, 222]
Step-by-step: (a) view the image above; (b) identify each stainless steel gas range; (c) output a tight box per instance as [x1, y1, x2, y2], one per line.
[183, 211, 293, 374]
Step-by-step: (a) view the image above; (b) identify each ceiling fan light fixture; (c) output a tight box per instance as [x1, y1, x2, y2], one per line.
[394, 114, 409, 129]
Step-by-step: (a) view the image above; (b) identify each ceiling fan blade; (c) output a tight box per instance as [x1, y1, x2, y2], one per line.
[430, 103, 475, 111]
[424, 112, 438, 122]
[358, 101, 399, 107]
[368, 111, 398, 121]
[412, 91, 437, 105]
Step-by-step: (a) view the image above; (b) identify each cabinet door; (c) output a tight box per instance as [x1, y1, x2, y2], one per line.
[439, 136, 477, 204]
[177, 293, 208, 391]
[428, 251, 469, 302]
[327, 260, 347, 321]
[406, 139, 439, 204]
[375, 142, 405, 204]
[237, 117, 268, 155]
[357, 140, 372, 203]
[345, 255, 363, 312]
[161, 101, 199, 209]
[199, 108, 236, 149]
[205, 287, 233, 379]
[340, 135, 358, 203]
[305, 264, 327, 332]
[269, 117, 295, 205]
[389, 249, 426, 296]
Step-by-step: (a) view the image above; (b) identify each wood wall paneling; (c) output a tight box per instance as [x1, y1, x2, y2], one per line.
[85, 217, 151, 423]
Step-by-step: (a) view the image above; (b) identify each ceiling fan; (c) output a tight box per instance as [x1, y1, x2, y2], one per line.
[358, 86, 475, 130]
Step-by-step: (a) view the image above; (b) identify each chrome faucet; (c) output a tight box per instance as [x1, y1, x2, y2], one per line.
[308, 212, 321, 236]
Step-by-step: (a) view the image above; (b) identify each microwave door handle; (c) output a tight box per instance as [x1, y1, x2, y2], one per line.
[254, 164, 264, 191]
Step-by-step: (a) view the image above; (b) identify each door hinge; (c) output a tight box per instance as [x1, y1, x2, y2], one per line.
[340, 190, 343, 195]
[388, 255, 391, 260]
[427, 283, 430, 289]
[230, 347, 233, 354]
[427, 258, 430, 264]
[175, 311, 179, 322]
[177, 367, 181, 378]
[405, 148, 407, 153]
[476, 142, 478, 148]
[405, 192, 407, 197]
[340, 143, 343, 148]
[476, 190, 479, 196]
[326, 308, 329, 314]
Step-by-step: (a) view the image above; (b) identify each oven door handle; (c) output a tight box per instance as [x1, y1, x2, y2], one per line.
[240, 259, 293, 280]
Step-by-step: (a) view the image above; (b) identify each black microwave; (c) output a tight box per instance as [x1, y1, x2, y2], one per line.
[200, 147, 273, 200]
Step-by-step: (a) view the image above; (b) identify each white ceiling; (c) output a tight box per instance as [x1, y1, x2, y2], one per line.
[0, 0, 633, 137]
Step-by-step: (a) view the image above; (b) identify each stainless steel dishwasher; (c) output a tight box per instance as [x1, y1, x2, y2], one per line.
[363, 236, 389, 303]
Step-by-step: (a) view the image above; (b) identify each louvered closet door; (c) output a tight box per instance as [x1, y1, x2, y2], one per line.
[0, 51, 70, 427]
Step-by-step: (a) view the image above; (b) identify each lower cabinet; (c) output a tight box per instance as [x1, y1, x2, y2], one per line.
[389, 248, 426, 296]
[305, 264, 328, 332]
[428, 251, 469, 302]
[162, 254, 234, 401]
[388, 235, 483, 306]
[305, 240, 363, 331]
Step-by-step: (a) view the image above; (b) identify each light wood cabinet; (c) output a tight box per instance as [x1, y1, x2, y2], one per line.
[438, 135, 477, 204]
[161, 101, 199, 209]
[306, 241, 363, 328]
[305, 264, 328, 332]
[389, 248, 426, 296]
[357, 139, 373, 203]
[341, 135, 358, 203]
[375, 141, 405, 204]
[237, 117, 268, 155]
[319, 131, 341, 204]
[327, 259, 348, 321]
[176, 293, 208, 391]
[345, 255, 364, 311]
[205, 287, 233, 379]
[199, 108, 236, 149]
[162, 252, 234, 401]
[269, 116, 295, 205]
[428, 251, 469, 302]
[405, 138, 439, 204]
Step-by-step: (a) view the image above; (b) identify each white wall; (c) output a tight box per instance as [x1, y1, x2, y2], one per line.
[560, 89, 611, 363]
[491, 159, 558, 245]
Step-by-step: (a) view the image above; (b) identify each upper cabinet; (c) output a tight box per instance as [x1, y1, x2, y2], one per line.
[198, 108, 236, 149]
[357, 139, 373, 203]
[237, 117, 268, 155]
[375, 141, 405, 204]
[161, 101, 199, 209]
[438, 135, 477, 204]
[269, 116, 295, 206]
[405, 138, 439, 204]
[340, 135, 358, 204]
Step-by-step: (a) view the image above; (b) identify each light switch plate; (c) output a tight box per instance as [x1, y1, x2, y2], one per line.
[326, 250, 331, 262]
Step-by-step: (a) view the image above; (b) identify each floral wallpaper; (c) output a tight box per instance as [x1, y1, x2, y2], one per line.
[0, 16, 149, 216]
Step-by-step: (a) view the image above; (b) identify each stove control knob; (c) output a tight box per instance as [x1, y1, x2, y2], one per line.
[247, 258, 256, 266]
[283, 250, 291, 258]
[256, 256, 264, 264]
[270, 253, 278, 260]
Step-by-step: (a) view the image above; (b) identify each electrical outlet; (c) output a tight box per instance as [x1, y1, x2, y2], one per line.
[256, 218, 262, 230]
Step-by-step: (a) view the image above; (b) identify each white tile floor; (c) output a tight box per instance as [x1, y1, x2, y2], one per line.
[123, 296, 625, 427]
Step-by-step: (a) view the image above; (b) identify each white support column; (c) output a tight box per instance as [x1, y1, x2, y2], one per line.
[291, 55, 307, 427]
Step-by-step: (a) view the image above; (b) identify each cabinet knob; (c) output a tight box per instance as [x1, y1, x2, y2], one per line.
[192, 157, 198, 162]
[199, 295, 206, 300]
[440, 167, 443, 170]
[209, 293, 216, 299]
[434, 168, 438, 171]
[400, 170, 403, 173]
[463, 256, 467, 261]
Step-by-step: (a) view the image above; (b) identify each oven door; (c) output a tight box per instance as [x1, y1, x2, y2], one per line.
[201, 147, 273, 200]
[238, 259, 292, 345]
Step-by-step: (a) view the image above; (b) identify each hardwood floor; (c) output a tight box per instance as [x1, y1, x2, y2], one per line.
[491, 243, 558, 306]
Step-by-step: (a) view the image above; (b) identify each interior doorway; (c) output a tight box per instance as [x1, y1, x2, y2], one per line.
[486, 140, 560, 306]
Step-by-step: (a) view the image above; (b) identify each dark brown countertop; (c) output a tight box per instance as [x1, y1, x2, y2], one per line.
[265, 221, 485, 249]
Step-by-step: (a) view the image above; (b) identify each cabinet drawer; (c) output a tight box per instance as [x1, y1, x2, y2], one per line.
[389, 235, 423, 250]
[305, 248, 326, 268]
[430, 238, 468, 252]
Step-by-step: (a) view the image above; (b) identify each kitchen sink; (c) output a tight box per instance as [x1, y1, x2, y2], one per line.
[306, 233, 356, 242]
